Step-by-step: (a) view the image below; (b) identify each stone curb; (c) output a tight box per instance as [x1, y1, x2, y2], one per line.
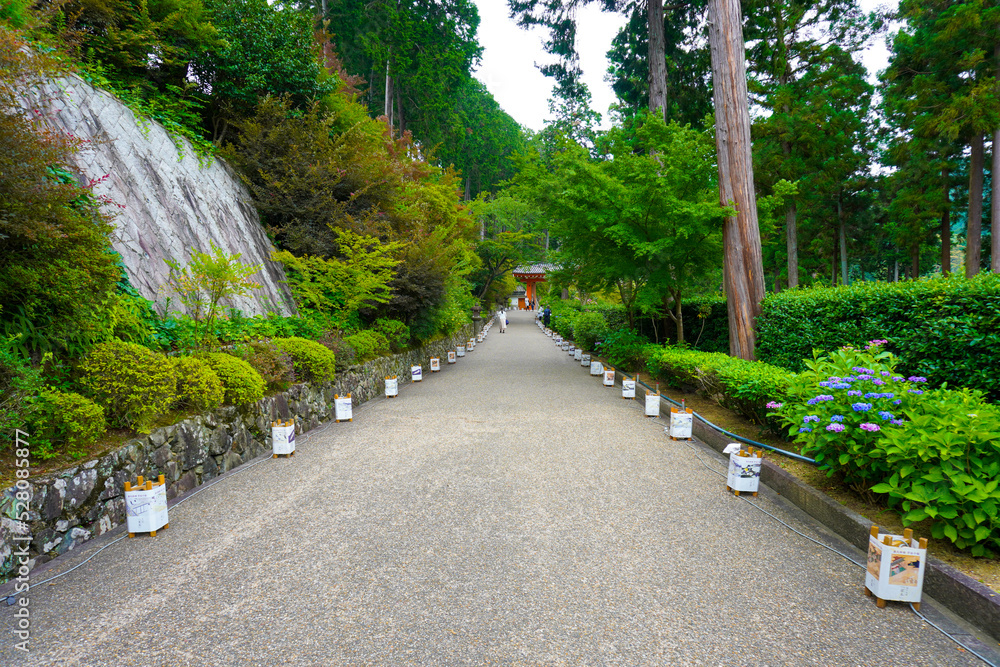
[541, 338, 1000, 643]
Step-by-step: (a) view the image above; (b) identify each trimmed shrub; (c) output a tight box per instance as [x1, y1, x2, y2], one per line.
[344, 330, 389, 363]
[317, 331, 357, 371]
[646, 345, 792, 426]
[172, 356, 225, 411]
[597, 329, 652, 371]
[272, 336, 337, 382]
[197, 352, 265, 405]
[756, 273, 1000, 400]
[769, 339, 1000, 556]
[79, 339, 176, 432]
[28, 389, 106, 458]
[233, 340, 295, 392]
[372, 318, 410, 352]
[573, 311, 610, 351]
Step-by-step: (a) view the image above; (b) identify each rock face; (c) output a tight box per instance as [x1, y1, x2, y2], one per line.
[32, 76, 295, 317]
[0, 326, 472, 581]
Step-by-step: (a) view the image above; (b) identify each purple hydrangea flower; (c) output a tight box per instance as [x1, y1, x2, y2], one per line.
[830, 415, 845, 422]
[856, 374, 874, 381]
[893, 399, 902, 405]
[908, 376, 928, 383]
[863, 392, 879, 399]
[799, 427, 813, 433]
[872, 379, 885, 386]
[765, 401, 783, 409]
[891, 376, 904, 382]
[860, 422, 881, 432]
[818, 381, 831, 388]
[908, 389, 924, 395]
[880, 371, 891, 377]
[828, 376, 842, 382]
[848, 390, 863, 397]
[826, 423, 845, 432]
[890, 419, 905, 426]
[832, 383, 852, 390]
[817, 395, 834, 402]
[852, 402, 872, 412]
[803, 415, 820, 423]
[807, 397, 818, 405]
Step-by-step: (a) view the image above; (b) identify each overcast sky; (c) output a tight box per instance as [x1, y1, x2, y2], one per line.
[472, 0, 895, 132]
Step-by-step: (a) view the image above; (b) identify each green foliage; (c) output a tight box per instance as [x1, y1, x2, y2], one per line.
[344, 330, 389, 363]
[197, 352, 265, 405]
[193, 0, 333, 134]
[0, 338, 43, 450]
[572, 311, 609, 352]
[371, 318, 410, 352]
[171, 356, 224, 411]
[756, 274, 1000, 400]
[232, 340, 295, 393]
[162, 243, 263, 346]
[646, 346, 792, 426]
[317, 331, 357, 372]
[78, 339, 176, 432]
[0, 26, 122, 356]
[596, 328, 650, 372]
[271, 337, 337, 383]
[27, 388, 106, 459]
[771, 340, 1000, 554]
[870, 390, 1000, 556]
[273, 229, 403, 327]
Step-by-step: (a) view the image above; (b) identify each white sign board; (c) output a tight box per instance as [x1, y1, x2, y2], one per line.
[622, 379, 636, 398]
[448, 350, 457, 364]
[727, 452, 762, 493]
[125, 484, 168, 534]
[411, 365, 422, 382]
[645, 392, 660, 417]
[574, 349, 583, 361]
[457, 346, 466, 357]
[580, 353, 590, 366]
[669, 409, 693, 439]
[590, 361, 603, 376]
[385, 377, 398, 396]
[603, 369, 615, 386]
[865, 534, 927, 603]
[430, 357, 440, 372]
[272, 422, 296, 455]
[335, 395, 353, 421]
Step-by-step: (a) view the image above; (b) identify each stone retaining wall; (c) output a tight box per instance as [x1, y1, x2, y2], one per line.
[0, 326, 473, 581]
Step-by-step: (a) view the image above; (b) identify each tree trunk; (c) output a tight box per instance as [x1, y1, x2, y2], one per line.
[647, 0, 667, 118]
[384, 62, 394, 126]
[967, 132, 984, 278]
[893, 259, 899, 282]
[466, 176, 472, 204]
[785, 201, 798, 288]
[994, 45, 1000, 274]
[674, 293, 684, 345]
[941, 169, 951, 275]
[708, 0, 764, 361]
[910, 244, 920, 280]
[838, 196, 849, 286]
[993, 129, 1000, 273]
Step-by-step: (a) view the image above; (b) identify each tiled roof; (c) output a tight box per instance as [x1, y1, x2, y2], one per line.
[512, 263, 557, 275]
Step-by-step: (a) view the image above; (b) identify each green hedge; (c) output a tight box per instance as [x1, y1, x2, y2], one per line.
[756, 274, 1000, 400]
[645, 345, 792, 427]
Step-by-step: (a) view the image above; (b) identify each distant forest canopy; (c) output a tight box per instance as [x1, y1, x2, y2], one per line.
[511, 0, 999, 289]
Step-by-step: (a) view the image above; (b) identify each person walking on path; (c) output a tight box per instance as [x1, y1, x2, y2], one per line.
[542, 306, 551, 327]
[497, 307, 507, 333]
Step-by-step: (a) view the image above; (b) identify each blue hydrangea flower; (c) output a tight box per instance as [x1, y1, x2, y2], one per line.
[878, 411, 893, 421]
[852, 402, 872, 412]
[890, 419, 905, 426]
[818, 381, 831, 388]
[848, 390, 862, 397]
[830, 415, 844, 422]
[908, 389, 924, 395]
[893, 399, 902, 405]
[798, 427, 813, 433]
[832, 383, 852, 390]
[803, 415, 820, 423]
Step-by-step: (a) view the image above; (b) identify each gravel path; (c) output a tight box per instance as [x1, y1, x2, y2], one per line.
[1, 311, 990, 666]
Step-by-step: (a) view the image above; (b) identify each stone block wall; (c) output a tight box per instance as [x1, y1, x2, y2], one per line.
[26, 76, 295, 318]
[0, 326, 472, 581]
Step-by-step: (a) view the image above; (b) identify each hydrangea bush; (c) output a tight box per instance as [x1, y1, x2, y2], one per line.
[770, 340, 1000, 555]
